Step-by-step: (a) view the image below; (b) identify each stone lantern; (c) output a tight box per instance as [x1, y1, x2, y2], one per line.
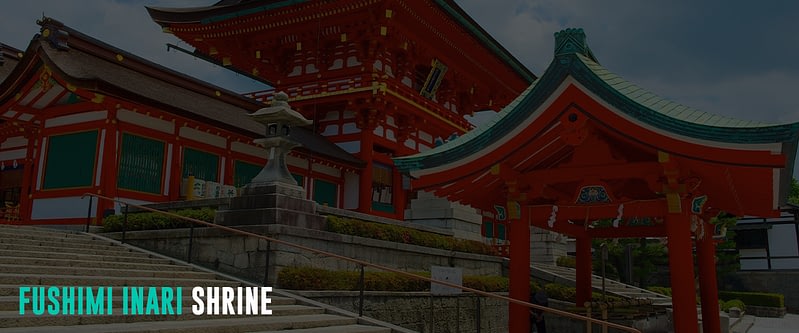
[216, 91, 325, 234]
[243, 91, 311, 195]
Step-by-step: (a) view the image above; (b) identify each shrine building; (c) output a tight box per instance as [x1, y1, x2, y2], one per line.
[394, 28, 799, 333]
[0, 18, 364, 224]
[146, 0, 535, 220]
[1, 0, 536, 234]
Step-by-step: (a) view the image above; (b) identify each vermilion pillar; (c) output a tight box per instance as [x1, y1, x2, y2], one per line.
[666, 207, 699, 333]
[508, 204, 530, 333]
[576, 236, 593, 306]
[697, 223, 721, 333]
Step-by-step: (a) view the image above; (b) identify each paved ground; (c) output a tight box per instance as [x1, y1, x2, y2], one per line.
[744, 313, 799, 333]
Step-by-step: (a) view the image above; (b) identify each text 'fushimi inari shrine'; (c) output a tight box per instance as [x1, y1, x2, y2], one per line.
[395, 28, 799, 333]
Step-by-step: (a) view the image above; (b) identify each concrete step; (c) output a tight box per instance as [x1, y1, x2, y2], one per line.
[533, 264, 673, 305]
[0, 225, 392, 333]
[0, 305, 327, 328]
[0, 235, 140, 251]
[0, 264, 217, 280]
[0, 274, 241, 290]
[0, 225, 91, 238]
[0, 295, 297, 311]
[0, 249, 174, 265]
[0, 243, 150, 256]
[254, 324, 392, 333]
[0, 256, 195, 271]
[0, 314, 358, 333]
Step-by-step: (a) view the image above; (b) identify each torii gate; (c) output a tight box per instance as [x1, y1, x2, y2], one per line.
[394, 28, 799, 333]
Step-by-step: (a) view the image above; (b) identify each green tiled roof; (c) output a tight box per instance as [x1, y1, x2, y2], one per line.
[580, 54, 771, 128]
[394, 28, 799, 173]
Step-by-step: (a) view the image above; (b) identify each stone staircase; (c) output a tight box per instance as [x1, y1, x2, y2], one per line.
[531, 263, 673, 306]
[0, 224, 395, 333]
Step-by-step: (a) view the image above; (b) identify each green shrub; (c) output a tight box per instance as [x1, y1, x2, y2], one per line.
[102, 207, 215, 232]
[557, 256, 576, 268]
[647, 286, 672, 297]
[463, 275, 508, 292]
[721, 299, 746, 312]
[719, 291, 784, 308]
[325, 216, 497, 256]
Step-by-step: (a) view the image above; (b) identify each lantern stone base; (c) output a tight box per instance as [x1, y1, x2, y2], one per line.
[215, 182, 326, 230]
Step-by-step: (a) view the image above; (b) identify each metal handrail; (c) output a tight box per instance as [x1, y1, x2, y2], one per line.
[82, 192, 641, 333]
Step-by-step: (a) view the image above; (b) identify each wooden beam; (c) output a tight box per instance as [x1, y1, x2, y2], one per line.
[518, 161, 663, 185]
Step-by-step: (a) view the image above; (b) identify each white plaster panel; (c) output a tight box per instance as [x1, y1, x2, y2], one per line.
[312, 163, 341, 178]
[287, 154, 309, 169]
[342, 123, 360, 134]
[231, 141, 267, 158]
[0, 148, 26, 161]
[45, 110, 107, 128]
[31, 196, 97, 219]
[118, 109, 174, 134]
[1, 136, 27, 149]
[343, 172, 359, 209]
[32, 85, 65, 109]
[179, 126, 226, 148]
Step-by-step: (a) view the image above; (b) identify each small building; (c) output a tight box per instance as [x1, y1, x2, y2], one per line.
[735, 206, 799, 270]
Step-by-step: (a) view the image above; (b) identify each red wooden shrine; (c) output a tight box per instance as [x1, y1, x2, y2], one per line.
[395, 29, 799, 333]
[147, 0, 535, 219]
[0, 18, 362, 225]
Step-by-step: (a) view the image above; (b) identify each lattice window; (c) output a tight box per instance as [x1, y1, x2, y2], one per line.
[117, 133, 164, 194]
[43, 130, 98, 189]
[182, 148, 219, 182]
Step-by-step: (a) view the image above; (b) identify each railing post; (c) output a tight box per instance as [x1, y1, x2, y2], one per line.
[187, 222, 195, 263]
[358, 264, 365, 317]
[121, 204, 128, 244]
[585, 302, 593, 333]
[263, 240, 271, 286]
[84, 196, 93, 233]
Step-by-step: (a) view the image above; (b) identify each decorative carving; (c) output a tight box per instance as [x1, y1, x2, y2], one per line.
[576, 185, 611, 204]
[691, 195, 708, 214]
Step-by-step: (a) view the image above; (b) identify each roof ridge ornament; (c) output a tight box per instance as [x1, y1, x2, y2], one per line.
[554, 28, 597, 63]
[37, 16, 70, 51]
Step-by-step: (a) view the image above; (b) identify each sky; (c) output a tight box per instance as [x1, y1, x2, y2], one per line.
[1, 1, 799, 126]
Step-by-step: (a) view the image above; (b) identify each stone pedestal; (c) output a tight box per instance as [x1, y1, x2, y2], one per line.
[404, 191, 483, 241]
[215, 182, 326, 230]
[530, 226, 567, 265]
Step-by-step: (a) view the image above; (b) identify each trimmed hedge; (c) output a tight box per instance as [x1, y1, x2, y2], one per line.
[721, 299, 746, 312]
[102, 208, 215, 232]
[719, 291, 784, 308]
[647, 286, 672, 297]
[278, 267, 623, 304]
[325, 216, 497, 256]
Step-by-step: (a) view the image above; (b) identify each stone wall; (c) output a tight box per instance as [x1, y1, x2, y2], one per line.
[530, 226, 567, 265]
[736, 271, 799, 313]
[292, 291, 667, 333]
[105, 224, 505, 286]
[294, 291, 508, 333]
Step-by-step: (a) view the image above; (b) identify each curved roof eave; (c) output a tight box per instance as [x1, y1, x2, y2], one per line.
[146, 0, 536, 84]
[394, 31, 799, 173]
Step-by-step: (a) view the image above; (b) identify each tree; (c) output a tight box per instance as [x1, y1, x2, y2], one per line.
[788, 178, 799, 205]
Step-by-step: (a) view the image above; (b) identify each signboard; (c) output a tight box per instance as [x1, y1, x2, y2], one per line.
[430, 266, 462, 295]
